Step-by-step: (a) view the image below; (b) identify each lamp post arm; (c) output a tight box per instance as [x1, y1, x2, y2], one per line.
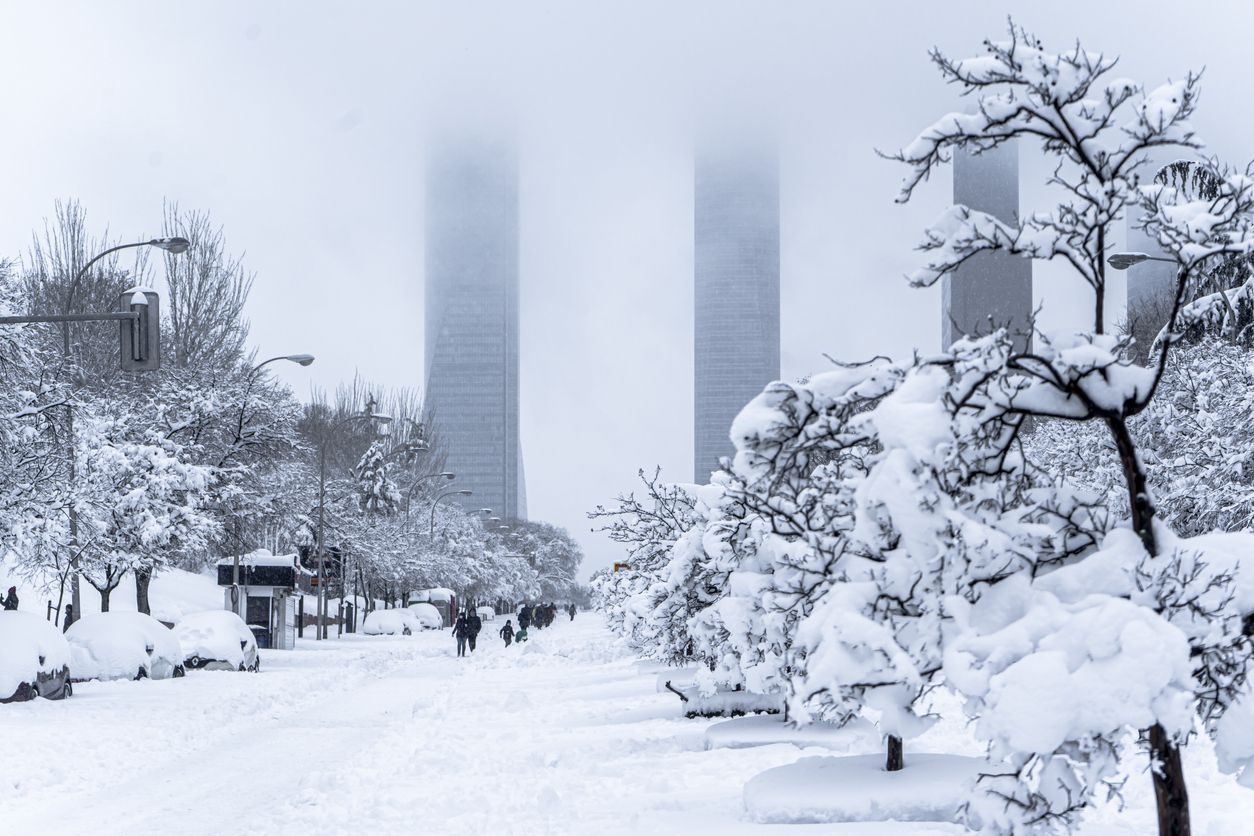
[64, 241, 153, 319]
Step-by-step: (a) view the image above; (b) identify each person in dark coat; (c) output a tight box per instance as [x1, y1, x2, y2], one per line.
[518, 605, 531, 630]
[568, 603, 577, 621]
[453, 612, 470, 657]
[499, 619, 515, 647]
[2, 586, 18, 611]
[467, 610, 483, 652]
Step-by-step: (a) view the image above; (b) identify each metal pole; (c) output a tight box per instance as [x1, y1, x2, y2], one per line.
[317, 441, 328, 640]
[58, 239, 176, 628]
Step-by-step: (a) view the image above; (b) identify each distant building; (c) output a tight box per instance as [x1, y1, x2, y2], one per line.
[943, 141, 1033, 350]
[693, 142, 781, 482]
[424, 136, 526, 520]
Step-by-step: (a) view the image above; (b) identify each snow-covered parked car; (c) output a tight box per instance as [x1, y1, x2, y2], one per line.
[65, 611, 185, 682]
[476, 606, 495, 622]
[362, 609, 421, 636]
[174, 610, 259, 672]
[0, 611, 72, 702]
[407, 602, 444, 630]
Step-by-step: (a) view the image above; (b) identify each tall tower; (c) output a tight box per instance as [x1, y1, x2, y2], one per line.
[424, 136, 526, 520]
[944, 141, 1033, 349]
[693, 141, 781, 483]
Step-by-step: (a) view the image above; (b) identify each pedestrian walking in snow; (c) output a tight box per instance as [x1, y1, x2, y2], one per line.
[568, 603, 577, 622]
[500, 619, 514, 647]
[454, 612, 471, 657]
[2, 586, 18, 611]
[468, 609, 483, 652]
[517, 605, 531, 631]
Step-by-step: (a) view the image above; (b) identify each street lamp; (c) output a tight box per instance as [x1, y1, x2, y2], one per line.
[315, 397, 392, 639]
[1107, 252, 1174, 271]
[61, 237, 191, 627]
[228, 353, 315, 612]
[430, 489, 473, 536]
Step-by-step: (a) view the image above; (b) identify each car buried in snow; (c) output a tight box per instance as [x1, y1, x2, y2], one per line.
[0, 610, 73, 702]
[65, 611, 186, 682]
[407, 602, 444, 630]
[174, 610, 260, 672]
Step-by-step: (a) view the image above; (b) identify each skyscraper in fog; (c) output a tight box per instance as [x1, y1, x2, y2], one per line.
[693, 142, 781, 483]
[424, 137, 526, 520]
[943, 141, 1033, 349]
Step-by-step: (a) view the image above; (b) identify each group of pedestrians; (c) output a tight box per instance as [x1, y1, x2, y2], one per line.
[518, 602, 561, 632]
[454, 602, 582, 656]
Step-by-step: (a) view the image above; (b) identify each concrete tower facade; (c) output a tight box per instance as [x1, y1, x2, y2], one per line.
[943, 141, 1033, 349]
[424, 137, 526, 521]
[693, 142, 781, 483]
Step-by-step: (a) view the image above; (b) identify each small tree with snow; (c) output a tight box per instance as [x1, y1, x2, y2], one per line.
[887, 20, 1254, 834]
[73, 412, 217, 611]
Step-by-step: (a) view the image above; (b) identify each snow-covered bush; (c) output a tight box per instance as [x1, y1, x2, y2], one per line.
[589, 470, 697, 651]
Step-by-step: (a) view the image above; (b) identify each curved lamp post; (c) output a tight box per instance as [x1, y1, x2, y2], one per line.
[229, 354, 315, 606]
[430, 489, 473, 536]
[61, 237, 190, 627]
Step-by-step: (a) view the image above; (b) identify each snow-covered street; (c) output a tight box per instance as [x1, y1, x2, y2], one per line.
[1, 613, 1250, 835]
[0, 616, 820, 835]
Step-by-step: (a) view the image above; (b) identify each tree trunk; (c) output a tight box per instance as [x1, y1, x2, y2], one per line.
[1150, 723, 1191, 836]
[1106, 415, 1158, 555]
[99, 586, 111, 612]
[1107, 417, 1192, 836]
[135, 567, 152, 615]
[886, 735, 903, 772]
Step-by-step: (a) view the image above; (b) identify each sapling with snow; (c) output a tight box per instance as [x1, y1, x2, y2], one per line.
[889, 20, 1254, 834]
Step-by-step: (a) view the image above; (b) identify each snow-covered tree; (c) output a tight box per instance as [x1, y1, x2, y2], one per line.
[589, 469, 697, 647]
[884, 21, 1254, 834]
[73, 410, 217, 611]
[355, 440, 401, 516]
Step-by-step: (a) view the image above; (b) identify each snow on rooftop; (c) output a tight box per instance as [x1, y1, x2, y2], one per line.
[215, 549, 297, 568]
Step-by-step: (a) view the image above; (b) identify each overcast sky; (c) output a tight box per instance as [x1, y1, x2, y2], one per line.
[2, 1, 1251, 578]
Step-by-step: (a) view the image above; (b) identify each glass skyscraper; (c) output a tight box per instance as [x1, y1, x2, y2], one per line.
[693, 142, 781, 483]
[424, 137, 526, 521]
[943, 141, 1033, 350]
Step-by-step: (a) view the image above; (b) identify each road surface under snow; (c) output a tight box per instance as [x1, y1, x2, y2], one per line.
[1, 615, 1251, 835]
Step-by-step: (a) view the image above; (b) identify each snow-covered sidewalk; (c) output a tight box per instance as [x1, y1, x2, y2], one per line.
[2, 615, 1251, 835]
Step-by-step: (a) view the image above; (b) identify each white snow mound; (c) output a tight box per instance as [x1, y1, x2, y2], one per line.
[743, 753, 986, 824]
[0, 610, 71, 697]
[66, 611, 183, 681]
[174, 610, 255, 668]
[363, 609, 421, 636]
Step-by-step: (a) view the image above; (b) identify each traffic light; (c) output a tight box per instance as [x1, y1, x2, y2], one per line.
[119, 289, 160, 371]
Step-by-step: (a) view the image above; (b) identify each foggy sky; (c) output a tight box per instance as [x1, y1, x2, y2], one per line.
[3, 1, 1252, 578]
